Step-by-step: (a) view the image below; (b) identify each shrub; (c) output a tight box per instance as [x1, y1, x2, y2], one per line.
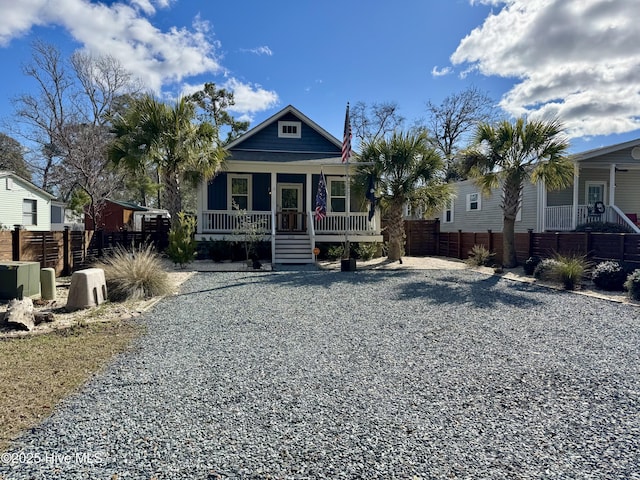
[327, 244, 344, 260]
[523, 256, 542, 275]
[591, 261, 627, 291]
[94, 244, 172, 302]
[574, 221, 632, 233]
[466, 244, 494, 267]
[624, 269, 640, 301]
[356, 242, 379, 261]
[167, 212, 197, 267]
[533, 259, 562, 282]
[554, 254, 591, 290]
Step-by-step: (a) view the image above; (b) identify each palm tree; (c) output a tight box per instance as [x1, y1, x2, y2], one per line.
[464, 117, 573, 268]
[358, 130, 452, 262]
[109, 95, 225, 219]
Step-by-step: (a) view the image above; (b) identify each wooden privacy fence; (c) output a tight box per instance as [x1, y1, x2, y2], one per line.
[0, 225, 170, 276]
[437, 229, 640, 268]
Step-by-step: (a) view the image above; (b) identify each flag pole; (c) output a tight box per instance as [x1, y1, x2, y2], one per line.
[342, 103, 352, 260]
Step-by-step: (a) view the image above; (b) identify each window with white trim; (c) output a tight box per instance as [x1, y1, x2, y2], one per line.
[329, 179, 346, 212]
[229, 175, 252, 210]
[23, 199, 37, 226]
[466, 192, 481, 211]
[443, 198, 454, 223]
[278, 121, 301, 138]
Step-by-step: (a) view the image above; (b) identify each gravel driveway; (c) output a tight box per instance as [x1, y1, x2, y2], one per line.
[1, 269, 639, 479]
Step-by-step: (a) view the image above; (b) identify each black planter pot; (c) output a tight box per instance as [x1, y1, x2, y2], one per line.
[340, 258, 357, 271]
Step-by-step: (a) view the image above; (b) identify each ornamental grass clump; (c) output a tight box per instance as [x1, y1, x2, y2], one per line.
[554, 254, 591, 290]
[94, 244, 172, 302]
[466, 244, 494, 267]
[591, 261, 627, 291]
[624, 269, 640, 301]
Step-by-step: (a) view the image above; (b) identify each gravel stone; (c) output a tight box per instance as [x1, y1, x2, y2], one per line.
[1, 269, 639, 479]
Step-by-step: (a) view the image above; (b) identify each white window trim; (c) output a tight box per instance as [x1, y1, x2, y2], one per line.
[443, 198, 454, 223]
[6, 177, 13, 190]
[278, 121, 301, 139]
[466, 192, 481, 212]
[228, 174, 252, 210]
[584, 181, 607, 205]
[22, 199, 37, 226]
[328, 177, 346, 214]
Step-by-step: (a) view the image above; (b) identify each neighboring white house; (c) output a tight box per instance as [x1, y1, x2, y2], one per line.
[0, 171, 56, 231]
[436, 138, 640, 234]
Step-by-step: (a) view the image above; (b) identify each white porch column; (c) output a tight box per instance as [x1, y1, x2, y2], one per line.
[537, 179, 546, 232]
[306, 173, 312, 216]
[609, 163, 616, 205]
[271, 172, 277, 212]
[571, 163, 580, 230]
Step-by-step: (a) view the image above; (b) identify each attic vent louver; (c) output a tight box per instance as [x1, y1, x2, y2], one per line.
[278, 121, 301, 139]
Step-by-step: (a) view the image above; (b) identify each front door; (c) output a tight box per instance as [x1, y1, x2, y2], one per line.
[277, 184, 303, 231]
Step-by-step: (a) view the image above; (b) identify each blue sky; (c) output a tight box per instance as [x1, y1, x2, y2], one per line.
[0, 0, 638, 154]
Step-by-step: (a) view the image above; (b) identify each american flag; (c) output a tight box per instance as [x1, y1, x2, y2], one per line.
[342, 103, 351, 163]
[314, 171, 327, 220]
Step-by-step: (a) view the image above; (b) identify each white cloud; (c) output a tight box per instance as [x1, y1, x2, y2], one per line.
[452, 0, 640, 137]
[0, 0, 223, 92]
[241, 46, 273, 56]
[223, 78, 279, 118]
[431, 65, 452, 77]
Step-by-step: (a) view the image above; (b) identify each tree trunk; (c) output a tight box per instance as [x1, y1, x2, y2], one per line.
[162, 169, 182, 220]
[502, 215, 517, 268]
[387, 201, 405, 261]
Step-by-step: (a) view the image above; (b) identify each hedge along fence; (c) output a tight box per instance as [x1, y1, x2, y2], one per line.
[437, 229, 640, 268]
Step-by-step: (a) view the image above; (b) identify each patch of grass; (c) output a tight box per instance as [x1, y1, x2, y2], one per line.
[0, 320, 144, 452]
[94, 244, 172, 302]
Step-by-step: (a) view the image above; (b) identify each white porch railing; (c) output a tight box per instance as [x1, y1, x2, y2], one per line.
[201, 210, 272, 233]
[313, 212, 376, 234]
[201, 210, 378, 234]
[544, 204, 640, 232]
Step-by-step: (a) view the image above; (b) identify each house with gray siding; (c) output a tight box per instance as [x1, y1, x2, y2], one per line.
[437, 138, 640, 234]
[196, 105, 382, 264]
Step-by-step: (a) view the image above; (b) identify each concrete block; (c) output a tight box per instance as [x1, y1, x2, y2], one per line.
[40, 268, 56, 301]
[66, 268, 108, 311]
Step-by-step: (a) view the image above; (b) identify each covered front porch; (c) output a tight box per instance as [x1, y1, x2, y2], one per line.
[196, 164, 382, 264]
[541, 147, 640, 233]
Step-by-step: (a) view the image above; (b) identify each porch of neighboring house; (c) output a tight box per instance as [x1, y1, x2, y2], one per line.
[197, 170, 382, 264]
[542, 162, 640, 233]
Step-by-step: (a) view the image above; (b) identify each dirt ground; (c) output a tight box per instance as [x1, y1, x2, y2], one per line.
[1, 256, 635, 338]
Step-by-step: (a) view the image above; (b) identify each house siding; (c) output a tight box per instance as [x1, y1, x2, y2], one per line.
[253, 173, 271, 211]
[229, 112, 340, 161]
[613, 170, 640, 215]
[0, 175, 52, 231]
[439, 179, 538, 233]
[207, 174, 227, 210]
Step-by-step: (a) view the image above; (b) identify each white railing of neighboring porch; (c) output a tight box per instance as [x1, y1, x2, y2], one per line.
[202, 210, 272, 233]
[544, 204, 640, 233]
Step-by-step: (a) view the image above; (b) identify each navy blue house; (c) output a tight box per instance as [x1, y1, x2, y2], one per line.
[196, 105, 382, 264]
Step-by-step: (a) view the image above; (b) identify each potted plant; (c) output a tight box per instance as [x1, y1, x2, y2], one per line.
[340, 240, 356, 271]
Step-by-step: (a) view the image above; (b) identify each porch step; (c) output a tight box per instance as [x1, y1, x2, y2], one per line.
[274, 235, 314, 264]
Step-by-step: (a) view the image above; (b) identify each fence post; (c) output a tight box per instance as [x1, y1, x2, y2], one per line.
[41, 232, 46, 268]
[457, 230, 462, 259]
[434, 218, 440, 256]
[527, 229, 534, 258]
[12, 225, 22, 261]
[63, 227, 71, 276]
[620, 233, 625, 262]
[97, 229, 104, 257]
[488, 230, 493, 253]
